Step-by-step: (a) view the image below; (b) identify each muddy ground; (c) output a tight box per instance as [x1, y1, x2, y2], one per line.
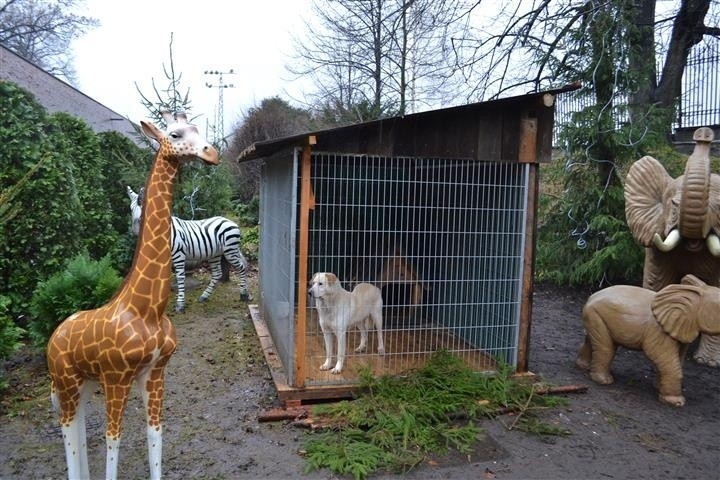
[1, 270, 719, 480]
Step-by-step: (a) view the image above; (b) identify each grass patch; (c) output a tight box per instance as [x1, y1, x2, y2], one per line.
[302, 350, 569, 479]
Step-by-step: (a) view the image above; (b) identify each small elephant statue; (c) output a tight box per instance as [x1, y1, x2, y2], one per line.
[576, 274, 720, 407]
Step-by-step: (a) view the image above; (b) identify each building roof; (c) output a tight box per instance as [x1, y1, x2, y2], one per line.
[238, 83, 580, 164]
[0, 44, 139, 142]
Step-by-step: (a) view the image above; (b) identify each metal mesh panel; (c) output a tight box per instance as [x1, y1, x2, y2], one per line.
[259, 150, 299, 383]
[301, 153, 529, 385]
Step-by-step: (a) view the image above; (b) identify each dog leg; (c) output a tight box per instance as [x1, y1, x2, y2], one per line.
[372, 307, 385, 355]
[332, 327, 347, 374]
[320, 331, 334, 371]
[355, 318, 368, 353]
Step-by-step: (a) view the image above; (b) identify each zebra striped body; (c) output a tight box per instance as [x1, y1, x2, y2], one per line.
[127, 186, 249, 312]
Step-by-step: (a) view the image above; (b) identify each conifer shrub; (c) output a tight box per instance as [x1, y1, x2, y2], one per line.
[0, 295, 24, 361]
[28, 253, 123, 347]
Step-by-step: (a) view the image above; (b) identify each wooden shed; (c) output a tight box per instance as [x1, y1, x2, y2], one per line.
[238, 85, 577, 404]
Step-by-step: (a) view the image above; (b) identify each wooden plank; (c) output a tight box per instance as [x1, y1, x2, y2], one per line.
[294, 141, 315, 388]
[250, 304, 357, 403]
[302, 309, 496, 385]
[518, 116, 538, 163]
[258, 406, 310, 422]
[252, 302, 498, 404]
[250, 304, 290, 390]
[536, 94, 556, 163]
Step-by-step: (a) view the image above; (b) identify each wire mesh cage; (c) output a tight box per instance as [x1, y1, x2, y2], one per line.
[301, 153, 529, 386]
[242, 86, 571, 401]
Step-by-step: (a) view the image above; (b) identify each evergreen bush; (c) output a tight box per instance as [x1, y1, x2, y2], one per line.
[0, 81, 153, 320]
[233, 195, 260, 227]
[0, 295, 24, 360]
[535, 105, 684, 287]
[241, 225, 259, 263]
[174, 160, 233, 220]
[28, 253, 122, 347]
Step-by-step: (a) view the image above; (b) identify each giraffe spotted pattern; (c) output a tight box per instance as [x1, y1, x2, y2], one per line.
[46, 111, 219, 480]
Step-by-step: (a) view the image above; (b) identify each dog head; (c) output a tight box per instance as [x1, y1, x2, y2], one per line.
[309, 272, 339, 299]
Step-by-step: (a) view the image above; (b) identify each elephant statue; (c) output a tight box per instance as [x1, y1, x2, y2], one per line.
[576, 274, 720, 407]
[624, 126, 720, 366]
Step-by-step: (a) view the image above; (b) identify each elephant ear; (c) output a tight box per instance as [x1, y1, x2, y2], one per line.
[625, 156, 673, 246]
[707, 174, 720, 235]
[652, 283, 702, 344]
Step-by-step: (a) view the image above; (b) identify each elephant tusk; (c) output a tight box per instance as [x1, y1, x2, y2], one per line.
[707, 234, 720, 257]
[653, 229, 681, 252]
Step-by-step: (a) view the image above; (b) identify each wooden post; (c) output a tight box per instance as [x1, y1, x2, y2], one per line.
[517, 114, 539, 372]
[294, 136, 316, 388]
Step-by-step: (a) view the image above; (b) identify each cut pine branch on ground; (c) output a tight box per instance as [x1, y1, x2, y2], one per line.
[293, 351, 579, 480]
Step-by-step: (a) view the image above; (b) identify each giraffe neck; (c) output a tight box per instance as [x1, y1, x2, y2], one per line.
[117, 147, 179, 315]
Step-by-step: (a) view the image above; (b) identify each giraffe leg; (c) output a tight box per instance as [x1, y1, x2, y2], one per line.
[61, 418, 86, 480]
[76, 381, 95, 478]
[53, 379, 91, 480]
[103, 382, 132, 480]
[223, 247, 250, 301]
[199, 257, 222, 303]
[138, 366, 168, 480]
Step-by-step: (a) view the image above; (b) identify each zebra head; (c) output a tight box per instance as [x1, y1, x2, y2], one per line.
[126, 186, 144, 236]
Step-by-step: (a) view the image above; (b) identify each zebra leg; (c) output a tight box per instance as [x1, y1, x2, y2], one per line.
[224, 248, 250, 301]
[199, 258, 222, 303]
[174, 257, 186, 313]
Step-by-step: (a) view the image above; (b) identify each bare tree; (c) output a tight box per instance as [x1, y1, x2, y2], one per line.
[385, 0, 470, 113]
[289, 0, 470, 121]
[463, 0, 720, 286]
[450, 0, 718, 188]
[226, 97, 318, 202]
[135, 33, 193, 128]
[0, 0, 97, 84]
[452, 0, 718, 111]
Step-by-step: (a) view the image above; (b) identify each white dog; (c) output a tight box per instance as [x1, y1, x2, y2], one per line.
[308, 272, 385, 374]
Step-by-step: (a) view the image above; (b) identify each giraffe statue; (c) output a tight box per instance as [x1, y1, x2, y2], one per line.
[46, 111, 219, 480]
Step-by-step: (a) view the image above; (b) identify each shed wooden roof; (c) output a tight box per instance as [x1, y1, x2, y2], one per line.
[237, 83, 579, 164]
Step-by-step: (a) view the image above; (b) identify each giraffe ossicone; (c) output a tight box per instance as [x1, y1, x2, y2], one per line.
[46, 111, 219, 480]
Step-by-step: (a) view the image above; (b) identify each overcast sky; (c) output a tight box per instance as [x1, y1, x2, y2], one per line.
[71, 0, 313, 136]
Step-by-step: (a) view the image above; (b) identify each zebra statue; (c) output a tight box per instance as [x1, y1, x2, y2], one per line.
[127, 186, 250, 312]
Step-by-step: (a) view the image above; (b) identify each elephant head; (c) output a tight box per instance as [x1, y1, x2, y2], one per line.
[625, 127, 718, 255]
[652, 274, 720, 343]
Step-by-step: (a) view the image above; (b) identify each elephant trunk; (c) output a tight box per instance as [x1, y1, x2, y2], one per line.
[678, 132, 712, 239]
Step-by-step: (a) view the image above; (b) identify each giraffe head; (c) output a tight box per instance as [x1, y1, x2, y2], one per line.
[140, 111, 219, 165]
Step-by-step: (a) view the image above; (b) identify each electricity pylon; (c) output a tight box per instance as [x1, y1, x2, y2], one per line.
[204, 68, 235, 143]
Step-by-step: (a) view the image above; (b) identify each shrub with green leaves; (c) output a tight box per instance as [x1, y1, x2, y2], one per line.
[233, 195, 260, 226]
[0, 295, 24, 360]
[28, 253, 123, 347]
[536, 104, 684, 287]
[0, 294, 25, 391]
[174, 160, 233, 220]
[241, 225, 259, 263]
[0, 81, 154, 320]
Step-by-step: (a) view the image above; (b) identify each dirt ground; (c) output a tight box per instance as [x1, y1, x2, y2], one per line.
[1, 271, 719, 480]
